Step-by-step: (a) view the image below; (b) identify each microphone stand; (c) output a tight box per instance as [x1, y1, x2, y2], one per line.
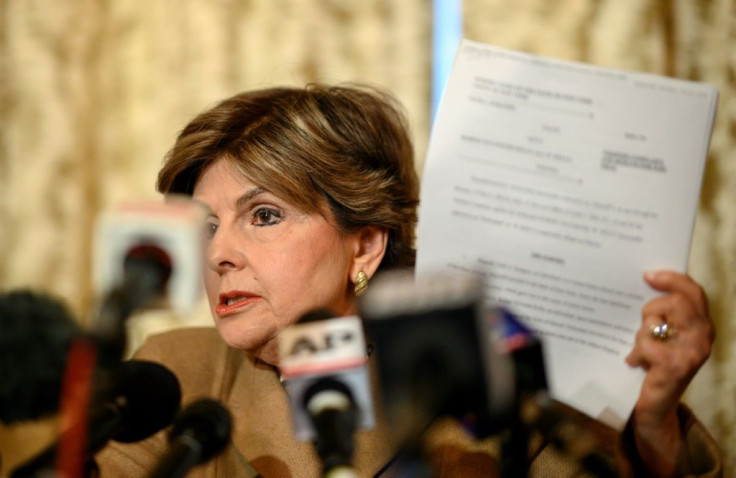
[313, 408, 359, 478]
[499, 410, 530, 478]
[19, 257, 169, 478]
[520, 392, 618, 478]
[492, 310, 619, 477]
[304, 383, 359, 478]
[93, 256, 169, 365]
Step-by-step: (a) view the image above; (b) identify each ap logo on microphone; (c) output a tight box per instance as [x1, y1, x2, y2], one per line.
[278, 314, 376, 442]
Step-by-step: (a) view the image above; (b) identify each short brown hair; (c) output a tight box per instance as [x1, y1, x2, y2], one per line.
[157, 84, 419, 270]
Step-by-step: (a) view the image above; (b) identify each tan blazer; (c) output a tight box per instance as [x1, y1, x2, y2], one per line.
[95, 327, 722, 477]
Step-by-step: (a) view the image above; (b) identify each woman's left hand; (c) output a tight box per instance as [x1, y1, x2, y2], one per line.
[625, 270, 714, 476]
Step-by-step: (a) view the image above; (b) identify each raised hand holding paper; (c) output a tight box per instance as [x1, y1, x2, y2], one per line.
[416, 39, 718, 430]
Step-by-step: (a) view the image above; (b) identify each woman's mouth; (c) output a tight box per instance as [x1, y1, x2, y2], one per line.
[216, 292, 260, 318]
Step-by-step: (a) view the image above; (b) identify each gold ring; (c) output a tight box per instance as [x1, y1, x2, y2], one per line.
[649, 322, 677, 341]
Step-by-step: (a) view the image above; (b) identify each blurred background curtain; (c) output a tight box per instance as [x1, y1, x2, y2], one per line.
[1, 0, 735, 473]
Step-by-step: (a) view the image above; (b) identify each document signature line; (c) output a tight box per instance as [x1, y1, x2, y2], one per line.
[459, 154, 582, 184]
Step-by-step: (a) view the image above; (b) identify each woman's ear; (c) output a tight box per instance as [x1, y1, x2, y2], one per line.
[350, 226, 389, 282]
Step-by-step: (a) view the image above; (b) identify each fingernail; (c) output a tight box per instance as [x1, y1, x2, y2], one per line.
[644, 271, 658, 282]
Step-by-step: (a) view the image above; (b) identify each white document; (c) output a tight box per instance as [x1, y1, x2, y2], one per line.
[416, 39, 718, 430]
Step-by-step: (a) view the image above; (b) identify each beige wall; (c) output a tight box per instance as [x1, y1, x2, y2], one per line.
[1, 0, 735, 473]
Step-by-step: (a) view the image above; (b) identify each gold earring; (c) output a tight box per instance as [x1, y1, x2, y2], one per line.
[354, 270, 368, 296]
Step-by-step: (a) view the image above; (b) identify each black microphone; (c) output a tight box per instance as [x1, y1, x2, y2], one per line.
[359, 269, 618, 478]
[92, 242, 175, 364]
[303, 377, 358, 475]
[359, 270, 515, 442]
[89, 360, 182, 444]
[147, 398, 232, 478]
[0, 289, 84, 424]
[11, 360, 182, 478]
[278, 309, 375, 476]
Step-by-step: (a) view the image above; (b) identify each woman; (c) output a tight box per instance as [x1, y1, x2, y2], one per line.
[96, 84, 720, 477]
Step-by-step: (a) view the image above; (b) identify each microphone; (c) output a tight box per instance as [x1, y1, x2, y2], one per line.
[0, 289, 84, 424]
[359, 269, 617, 478]
[147, 398, 232, 478]
[11, 360, 182, 478]
[89, 360, 182, 444]
[359, 269, 517, 442]
[91, 197, 206, 362]
[278, 309, 375, 476]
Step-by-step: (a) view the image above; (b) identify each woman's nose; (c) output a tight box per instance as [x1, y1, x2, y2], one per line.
[206, 226, 247, 274]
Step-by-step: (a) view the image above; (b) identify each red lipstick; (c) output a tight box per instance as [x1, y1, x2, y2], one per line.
[215, 291, 260, 318]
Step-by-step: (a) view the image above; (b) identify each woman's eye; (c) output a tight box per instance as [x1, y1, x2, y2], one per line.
[205, 222, 218, 238]
[252, 207, 282, 226]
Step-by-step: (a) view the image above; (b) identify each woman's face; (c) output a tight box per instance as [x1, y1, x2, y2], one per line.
[192, 159, 359, 364]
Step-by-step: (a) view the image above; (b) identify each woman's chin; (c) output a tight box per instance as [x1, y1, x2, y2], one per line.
[216, 327, 278, 361]
[213, 322, 253, 346]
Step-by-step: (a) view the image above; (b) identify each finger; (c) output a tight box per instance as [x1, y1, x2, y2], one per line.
[641, 297, 714, 347]
[626, 345, 649, 368]
[626, 316, 667, 367]
[641, 293, 699, 331]
[625, 345, 648, 368]
[643, 270, 709, 317]
[631, 314, 712, 378]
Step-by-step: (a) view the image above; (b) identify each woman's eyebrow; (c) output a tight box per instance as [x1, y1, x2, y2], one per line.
[236, 187, 267, 209]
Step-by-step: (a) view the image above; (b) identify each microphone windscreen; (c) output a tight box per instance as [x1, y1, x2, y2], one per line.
[123, 244, 174, 293]
[103, 360, 182, 443]
[0, 289, 82, 424]
[169, 398, 232, 462]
